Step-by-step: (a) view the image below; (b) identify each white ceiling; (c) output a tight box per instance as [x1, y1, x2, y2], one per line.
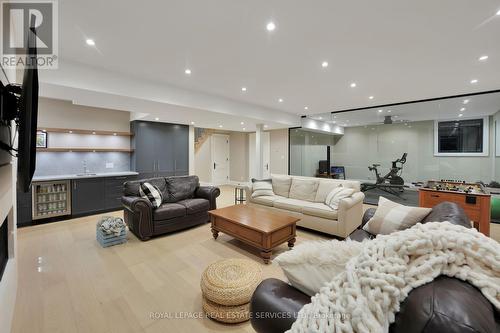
[310, 92, 500, 127]
[41, 0, 500, 130]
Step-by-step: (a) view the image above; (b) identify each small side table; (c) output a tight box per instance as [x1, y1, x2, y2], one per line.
[234, 186, 246, 204]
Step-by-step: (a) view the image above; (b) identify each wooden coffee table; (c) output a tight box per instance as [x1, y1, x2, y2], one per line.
[209, 205, 299, 264]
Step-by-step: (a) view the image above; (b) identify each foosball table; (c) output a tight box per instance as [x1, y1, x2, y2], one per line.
[419, 180, 491, 236]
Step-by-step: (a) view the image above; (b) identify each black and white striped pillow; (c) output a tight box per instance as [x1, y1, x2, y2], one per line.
[139, 182, 163, 208]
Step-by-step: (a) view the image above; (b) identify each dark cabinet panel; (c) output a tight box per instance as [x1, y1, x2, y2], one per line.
[71, 178, 105, 215]
[131, 121, 189, 178]
[104, 175, 137, 210]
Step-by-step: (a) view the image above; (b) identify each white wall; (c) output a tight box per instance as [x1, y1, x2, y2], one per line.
[269, 129, 289, 175]
[0, 58, 18, 333]
[38, 97, 131, 131]
[331, 119, 497, 183]
[229, 132, 249, 182]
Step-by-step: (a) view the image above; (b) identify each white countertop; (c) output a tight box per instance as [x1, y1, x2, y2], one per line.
[32, 171, 139, 182]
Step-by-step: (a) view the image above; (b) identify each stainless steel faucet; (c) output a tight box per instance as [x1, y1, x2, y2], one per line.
[82, 160, 89, 174]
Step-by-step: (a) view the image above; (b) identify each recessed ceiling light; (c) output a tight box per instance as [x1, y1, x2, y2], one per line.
[460, 107, 466, 112]
[68, 130, 73, 134]
[387, 110, 392, 113]
[333, 115, 337, 119]
[266, 22, 276, 31]
[369, 96, 374, 100]
[113, 133, 117, 136]
[378, 109, 383, 113]
[155, 117, 159, 121]
[318, 117, 323, 120]
[497, 9, 500, 15]
[278, 98, 283, 103]
[86, 39, 95, 46]
[470, 79, 478, 84]
[463, 99, 470, 104]
[239, 122, 244, 125]
[479, 55, 489, 61]
[458, 114, 463, 117]
[304, 106, 309, 110]
[92, 131, 96, 135]
[184, 68, 192, 75]
[321, 61, 329, 68]
[264, 124, 268, 128]
[241, 87, 247, 92]
[242, 128, 246, 131]
[350, 82, 357, 88]
[190, 121, 195, 125]
[219, 125, 223, 128]
[394, 115, 398, 118]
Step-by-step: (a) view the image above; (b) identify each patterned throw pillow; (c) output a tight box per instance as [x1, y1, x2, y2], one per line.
[139, 182, 163, 208]
[252, 181, 275, 198]
[363, 196, 432, 235]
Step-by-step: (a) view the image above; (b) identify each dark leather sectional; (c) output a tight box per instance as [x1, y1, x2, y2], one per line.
[250, 202, 500, 333]
[121, 175, 220, 241]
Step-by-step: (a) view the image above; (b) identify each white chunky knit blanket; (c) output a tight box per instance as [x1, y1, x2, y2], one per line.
[287, 222, 500, 333]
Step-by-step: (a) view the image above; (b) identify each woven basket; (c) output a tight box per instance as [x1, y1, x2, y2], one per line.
[200, 258, 262, 306]
[202, 296, 250, 323]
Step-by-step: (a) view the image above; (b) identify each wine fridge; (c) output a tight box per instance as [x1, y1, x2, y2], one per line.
[32, 180, 72, 220]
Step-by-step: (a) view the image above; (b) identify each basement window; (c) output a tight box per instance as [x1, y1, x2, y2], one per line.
[434, 117, 489, 156]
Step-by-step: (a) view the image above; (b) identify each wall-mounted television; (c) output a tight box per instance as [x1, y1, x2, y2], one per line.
[0, 16, 39, 192]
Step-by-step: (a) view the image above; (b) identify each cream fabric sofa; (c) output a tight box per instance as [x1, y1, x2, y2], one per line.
[245, 175, 365, 238]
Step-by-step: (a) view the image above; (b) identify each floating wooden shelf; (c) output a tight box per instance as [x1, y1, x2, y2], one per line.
[37, 148, 134, 153]
[37, 127, 133, 137]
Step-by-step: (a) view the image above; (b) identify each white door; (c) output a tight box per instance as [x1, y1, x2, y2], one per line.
[249, 132, 271, 180]
[211, 134, 230, 185]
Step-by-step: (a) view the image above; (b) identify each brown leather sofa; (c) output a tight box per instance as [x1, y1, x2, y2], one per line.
[121, 175, 220, 241]
[250, 202, 500, 333]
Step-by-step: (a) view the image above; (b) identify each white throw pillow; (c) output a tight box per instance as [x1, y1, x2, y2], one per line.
[272, 175, 292, 197]
[324, 186, 354, 210]
[288, 178, 319, 201]
[252, 181, 275, 198]
[274, 239, 365, 296]
[363, 196, 432, 235]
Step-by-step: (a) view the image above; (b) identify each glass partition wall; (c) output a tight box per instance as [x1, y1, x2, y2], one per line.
[290, 91, 500, 206]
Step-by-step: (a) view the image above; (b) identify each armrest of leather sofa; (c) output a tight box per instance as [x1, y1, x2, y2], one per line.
[195, 186, 221, 210]
[250, 278, 310, 333]
[121, 196, 154, 240]
[362, 207, 376, 228]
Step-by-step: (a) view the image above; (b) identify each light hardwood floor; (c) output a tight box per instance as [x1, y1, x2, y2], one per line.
[11, 186, 329, 333]
[11, 186, 500, 333]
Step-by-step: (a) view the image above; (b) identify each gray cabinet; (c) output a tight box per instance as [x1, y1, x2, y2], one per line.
[104, 175, 137, 210]
[131, 121, 189, 178]
[71, 178, 105, 215]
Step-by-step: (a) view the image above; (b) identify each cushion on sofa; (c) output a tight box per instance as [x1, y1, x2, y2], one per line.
[325, 187, 354, 210]
[124, 177, 167, 198]
[363, 196, 432, 235]
[251, 195, 280, 207]
[314, 180, 342, 203]
[164, 176, 199, 203]
[289, 178, 319, 202]
[274, 239, 365, 296]
[302, 202, 338, 220]
[177, 198, 210, 215]
[139, 182, 163, 208]
[272, 175, 292, 197]
[154, 203, 186, 220]
[252, 181, 275, 198]
[274, 198, 304, 213]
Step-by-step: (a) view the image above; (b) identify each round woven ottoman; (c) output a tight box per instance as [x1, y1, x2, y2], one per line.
[201, 258, 262, 323]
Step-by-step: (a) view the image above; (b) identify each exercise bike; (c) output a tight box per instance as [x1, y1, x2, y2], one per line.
[361, 153, 407, 197]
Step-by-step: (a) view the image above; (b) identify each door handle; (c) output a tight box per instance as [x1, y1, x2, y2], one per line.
[214, 163, 216, 170]
[266, 163, 269, 171]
